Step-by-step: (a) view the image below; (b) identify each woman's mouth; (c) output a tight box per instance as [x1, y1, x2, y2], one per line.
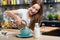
[30, 10, 34, 15]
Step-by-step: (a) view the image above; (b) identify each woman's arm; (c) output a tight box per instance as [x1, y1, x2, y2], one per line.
[4, 10, 22, 26]
[4, 10, 19, 19]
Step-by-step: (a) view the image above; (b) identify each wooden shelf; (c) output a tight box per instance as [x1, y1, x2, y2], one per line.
[44, 2, 60, 4]
[0, 4, 29, 7]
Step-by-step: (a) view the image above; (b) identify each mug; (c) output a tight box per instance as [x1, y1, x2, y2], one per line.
[20, 27, 31, 36]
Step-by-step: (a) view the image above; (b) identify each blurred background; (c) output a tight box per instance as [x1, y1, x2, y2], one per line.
[0, 0, 60, 28]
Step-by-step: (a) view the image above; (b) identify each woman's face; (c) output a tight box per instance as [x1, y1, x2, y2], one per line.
[28, 4, 40, 16]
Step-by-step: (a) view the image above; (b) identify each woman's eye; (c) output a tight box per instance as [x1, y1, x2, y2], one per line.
[36, 9, 39, 11]
[32, 7, 35, 9]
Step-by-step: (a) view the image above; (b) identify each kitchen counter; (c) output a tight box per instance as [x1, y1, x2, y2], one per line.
[0, 26, 60, 40]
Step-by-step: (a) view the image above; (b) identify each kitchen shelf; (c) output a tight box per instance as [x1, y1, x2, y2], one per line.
[44, 2, 60, 4]
[0, 4, 29, 7]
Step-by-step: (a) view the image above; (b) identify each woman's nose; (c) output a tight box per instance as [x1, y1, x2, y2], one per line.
[32, 9, 36, 12]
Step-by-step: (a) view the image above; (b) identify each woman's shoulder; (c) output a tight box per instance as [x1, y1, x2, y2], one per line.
[16, 9, 28, 13]
[17, 9, 28, 11]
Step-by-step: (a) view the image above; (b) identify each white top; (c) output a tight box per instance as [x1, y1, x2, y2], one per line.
[17, 9, 30, 26]
[3, 9, 30, 26]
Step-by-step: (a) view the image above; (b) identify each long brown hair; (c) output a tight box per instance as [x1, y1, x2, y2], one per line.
[29, 0, 43, 30]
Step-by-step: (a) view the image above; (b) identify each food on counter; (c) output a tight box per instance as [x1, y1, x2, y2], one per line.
[47, 14, 58, 20]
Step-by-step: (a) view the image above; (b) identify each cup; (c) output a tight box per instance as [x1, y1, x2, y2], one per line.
[20, 27, 31, 36]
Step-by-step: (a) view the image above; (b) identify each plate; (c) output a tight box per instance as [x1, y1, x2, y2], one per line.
[16, 33, 33, 38]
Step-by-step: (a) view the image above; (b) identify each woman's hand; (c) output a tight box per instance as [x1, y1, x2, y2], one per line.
[4, 11, 9, 16]
[4, 10, 22, 27]
[15, 16, 22, 26]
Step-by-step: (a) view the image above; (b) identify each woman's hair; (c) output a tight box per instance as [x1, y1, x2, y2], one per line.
[29, 0, 43, 30]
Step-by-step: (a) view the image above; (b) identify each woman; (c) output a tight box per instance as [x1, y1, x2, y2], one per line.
[4, 0, 43, 30]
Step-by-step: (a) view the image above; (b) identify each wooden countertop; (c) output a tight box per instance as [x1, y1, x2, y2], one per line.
[0, 26, 60, 40]
[5, 26, 60, 32]
[40, 26, 60, 32]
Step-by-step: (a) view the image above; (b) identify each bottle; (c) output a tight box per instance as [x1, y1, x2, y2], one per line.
[2, 0, 7, 5]
[16, 0, 20, 5]
[20, 0, 24, 4]
[34, 23, 41, 38]
[7, 0, 11, 5]
[24, 0, 28, 4]
[13, 0, 16, 5]
[28, 0, 32, 4]
[0, 0, 2, 6]
[11, 0, 14, 5]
